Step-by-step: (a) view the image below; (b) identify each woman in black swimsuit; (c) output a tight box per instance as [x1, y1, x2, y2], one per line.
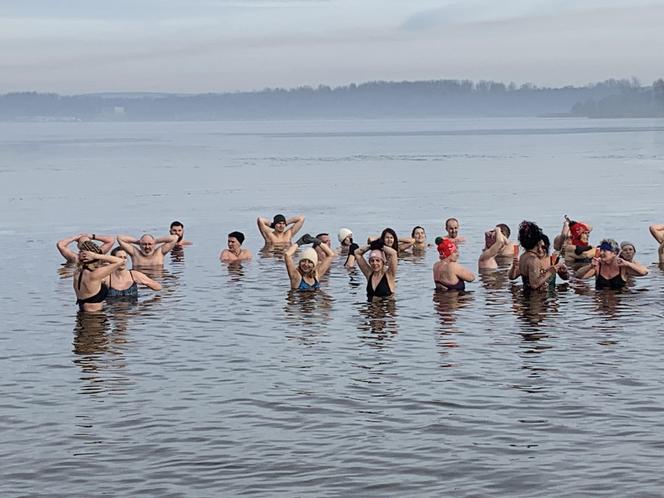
[73, 241, 125, 312]
[576, 239, 643, 289]
[107, 247, 162, 299]
[354, 240, 398, 301]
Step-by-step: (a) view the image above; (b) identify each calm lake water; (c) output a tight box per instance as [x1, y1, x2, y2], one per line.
[1, 118, 664, 496]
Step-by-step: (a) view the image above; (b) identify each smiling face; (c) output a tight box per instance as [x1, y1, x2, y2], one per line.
[446, 220, 459, 239]
[413, 227, 426, 244]
[599, 247, 616, 263]
[579, 232, 589, 244]
[139, 235, 156, 256]
[535, 239, 548, 259]
[299, 259, 315, 274]
[382, 232, 395, 247]
[273, 221, 286, 233]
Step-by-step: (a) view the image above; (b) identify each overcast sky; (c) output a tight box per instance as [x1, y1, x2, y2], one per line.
[1, 0, 662, 93]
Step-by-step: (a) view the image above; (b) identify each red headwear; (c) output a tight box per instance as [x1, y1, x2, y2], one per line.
[437, 239, 457, 259]
[569, 222, 589, 247]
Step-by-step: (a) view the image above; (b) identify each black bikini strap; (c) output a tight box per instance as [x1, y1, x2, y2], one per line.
[129, 270, 135, 282]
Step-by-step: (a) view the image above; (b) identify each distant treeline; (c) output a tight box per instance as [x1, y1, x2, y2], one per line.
[1, 78, 662, 121]
[570, 79, 664, 118]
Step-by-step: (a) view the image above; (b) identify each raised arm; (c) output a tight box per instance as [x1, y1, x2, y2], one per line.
[508, 257, 520, 280]
[132, 270, 162, 290]
[117, 235, 139, 255]
[81, 252, 126, 280]
[398, 237, 415, 252]
[94, 234, 115, 254]
[287, 215, 305, 238]
[619, 258, 648, 277]
[257, 217, 273, 242]
[383, 246, 398, 278]
[56, 234, 82, 262]
[283, 243, 301, 285]
[479, 228, 507, 261]
[553, 219, 569, 251]
[316, 241, 336, 276]
[354, 245, 372, 279]
[156, 234, 179, 255]
[649, 224, 664, 244]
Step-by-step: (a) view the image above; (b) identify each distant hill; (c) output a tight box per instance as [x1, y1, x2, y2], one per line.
[1, 78, 662, 121]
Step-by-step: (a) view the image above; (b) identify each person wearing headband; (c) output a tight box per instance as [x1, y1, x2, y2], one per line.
[576, 239, 647, 287]
[574, 239, 632, 289]
[478, 226, 509, 270]
[434, 238, 475, 291]
[57, 232, 115, 263]
[518, 221, 565, 292]
[220, 231, 252, 262]
[283, 236, 335, 291]
[257, 213, 305, 245]
[649, 224, 664, 264]
[618, 241, 648, 276]
[354, 239, 398, 300]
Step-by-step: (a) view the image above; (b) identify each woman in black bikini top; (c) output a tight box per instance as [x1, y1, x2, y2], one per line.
[73, 241, 125, 312]
[576, 239, 644, 290]
[354, 240, 398, 301]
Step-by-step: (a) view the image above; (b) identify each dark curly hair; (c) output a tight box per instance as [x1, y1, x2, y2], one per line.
[518, 221, 544, 250]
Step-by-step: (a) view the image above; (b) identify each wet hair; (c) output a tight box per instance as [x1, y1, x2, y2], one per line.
[445, 218, 458, 229]
[110, 246, 126, 256]
[170, 221, 183, 229]
[315, 233, 329, 239]
[518, 221, 544, 251]
[541, 234, 551, 254]
[79, 240, 102, 254]
[411, 225, 425, 238]
[380, 227, 399, 251]
[228, 231, 245, 245]
[496, 223, 511, 238]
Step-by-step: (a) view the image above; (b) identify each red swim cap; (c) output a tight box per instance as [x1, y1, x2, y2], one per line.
[437, 239, 457, 259]
[570, 222, 589, 246]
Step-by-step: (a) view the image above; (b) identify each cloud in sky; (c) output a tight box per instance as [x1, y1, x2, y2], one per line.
[0, 0, 662, 93]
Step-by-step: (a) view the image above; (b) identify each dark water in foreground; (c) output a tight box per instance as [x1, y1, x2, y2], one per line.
[1, 118, 664, 496]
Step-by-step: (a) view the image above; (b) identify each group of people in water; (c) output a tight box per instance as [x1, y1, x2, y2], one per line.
[59, 215, 664, 313]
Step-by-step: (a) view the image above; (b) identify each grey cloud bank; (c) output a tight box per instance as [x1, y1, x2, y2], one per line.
[0, 1, 662, 93]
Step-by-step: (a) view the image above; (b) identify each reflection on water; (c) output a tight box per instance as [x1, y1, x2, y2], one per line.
[356, 299, 398, 347]
[6, 119, 664, 496]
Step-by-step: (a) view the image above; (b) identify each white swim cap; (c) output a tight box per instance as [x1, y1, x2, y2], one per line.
[299, 247, 318, 266]
[338, 228, 352, 243]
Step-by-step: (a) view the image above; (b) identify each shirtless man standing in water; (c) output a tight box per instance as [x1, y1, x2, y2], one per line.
[117, 233, 179, 267]
[257, 213, 305, 245]
[444, 218, 466, 244]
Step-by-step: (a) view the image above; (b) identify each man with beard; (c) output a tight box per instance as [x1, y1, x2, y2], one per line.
[117, 233, 179, 267]
[169, 221, 192, 250]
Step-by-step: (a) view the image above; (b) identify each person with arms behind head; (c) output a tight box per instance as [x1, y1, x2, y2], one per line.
[73, 241, 125, 312]
[169, 221, 192, 250]
[649, 224, 664, 264]
[57, 232, 115, 263]
[117, 233, 179, 267]
[354, 239, 398, 301]
[443, 218, 465, 244]
[283, 236, 335, 291]
[257, 213, 305, 245]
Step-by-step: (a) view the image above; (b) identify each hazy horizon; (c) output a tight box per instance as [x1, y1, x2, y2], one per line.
[1, 0, 663, 94]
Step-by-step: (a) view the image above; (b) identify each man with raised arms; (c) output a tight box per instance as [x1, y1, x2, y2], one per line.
[220, 231, 252, 262]
[117, 233, 179, 267]
[56, 232, 115, 263]
[478, 226, 509, 270]
[257, 213, 305, 245]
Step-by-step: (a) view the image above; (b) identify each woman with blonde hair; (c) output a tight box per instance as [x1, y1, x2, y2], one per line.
[73, 241, 125, 311]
